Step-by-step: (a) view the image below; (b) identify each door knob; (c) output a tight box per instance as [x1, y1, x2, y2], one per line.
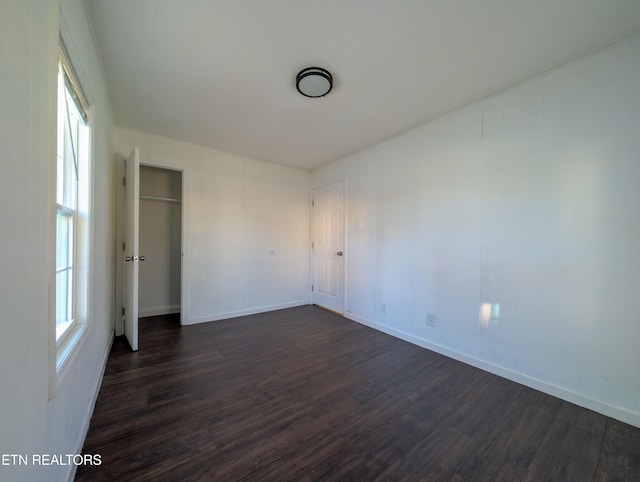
[337, 251, 343, 256]
[125, 255, 145, 262]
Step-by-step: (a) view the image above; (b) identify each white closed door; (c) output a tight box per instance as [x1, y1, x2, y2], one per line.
[312, 181, 345, 313]
[124, 148, 140, 351]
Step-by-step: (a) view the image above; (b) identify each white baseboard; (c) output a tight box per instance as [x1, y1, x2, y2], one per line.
[184, 300, 310, 325]
[138, 305, 180, 318]
[67, 329, 114, 482]
[344, 311, 640, 429]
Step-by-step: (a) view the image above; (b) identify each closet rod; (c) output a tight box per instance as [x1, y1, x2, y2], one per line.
[139, 195, 182, 203]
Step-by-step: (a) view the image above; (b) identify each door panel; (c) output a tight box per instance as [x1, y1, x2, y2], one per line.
[312, 181, 344, 313]
[124, 148, 140, 351]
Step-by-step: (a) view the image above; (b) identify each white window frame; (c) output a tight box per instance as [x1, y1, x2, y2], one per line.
[52, 37, 93, 381]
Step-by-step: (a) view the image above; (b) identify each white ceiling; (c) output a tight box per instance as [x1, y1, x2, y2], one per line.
[86, 0, 640, 169]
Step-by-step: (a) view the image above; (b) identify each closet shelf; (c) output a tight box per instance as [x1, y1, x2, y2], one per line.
[139, 195, 182, 203]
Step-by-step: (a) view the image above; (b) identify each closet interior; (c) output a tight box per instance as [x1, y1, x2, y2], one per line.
[139, 165, 182, 318]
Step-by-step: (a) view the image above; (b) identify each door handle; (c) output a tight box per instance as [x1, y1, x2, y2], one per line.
[336, 251, 343, 256]
[125, 255, 146, 262]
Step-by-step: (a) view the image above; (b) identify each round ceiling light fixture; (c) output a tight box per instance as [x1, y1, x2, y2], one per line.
[296, 67, 333, 98]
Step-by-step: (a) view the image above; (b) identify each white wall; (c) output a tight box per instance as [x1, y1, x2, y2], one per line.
[115, 128, 310, 327]
[0, 1, 116, 481]
[312, 36, 640, 427]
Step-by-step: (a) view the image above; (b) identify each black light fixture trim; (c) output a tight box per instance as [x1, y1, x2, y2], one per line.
[296, 67, 333, 98]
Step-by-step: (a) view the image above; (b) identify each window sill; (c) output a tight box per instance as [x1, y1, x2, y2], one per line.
[56, 322, 88, 374]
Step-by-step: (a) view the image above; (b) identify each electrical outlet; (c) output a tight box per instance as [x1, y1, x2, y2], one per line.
[425, 312, 436, 327]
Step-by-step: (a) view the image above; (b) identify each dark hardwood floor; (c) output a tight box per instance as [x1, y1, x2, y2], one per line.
[76, 305, 640, 481]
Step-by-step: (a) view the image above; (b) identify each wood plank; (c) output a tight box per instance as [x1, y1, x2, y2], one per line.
[452, 387, 560, 481]
[555, 400, 607, 438]
[594, 418, 640, 481]
[522, 419, 601, 481]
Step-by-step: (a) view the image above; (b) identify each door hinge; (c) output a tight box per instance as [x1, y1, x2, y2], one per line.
[122, 242, 126, 251]
[122, 307, 125, 316]
[311, 285, 314, 291]
[312, 199, 314, 207]
[123, 176, 126, 186]
[311, 242, 314, 249]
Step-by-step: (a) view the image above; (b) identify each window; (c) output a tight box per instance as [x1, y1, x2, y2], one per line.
[55, 41, 90, 351]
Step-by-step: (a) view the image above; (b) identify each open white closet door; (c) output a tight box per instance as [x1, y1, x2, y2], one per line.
[124, 147, 141, 351]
